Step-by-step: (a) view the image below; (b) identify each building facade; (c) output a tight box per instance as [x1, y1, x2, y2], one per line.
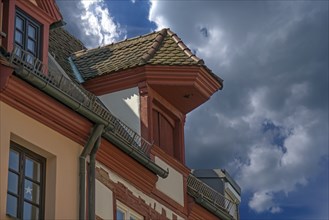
[0, 0, 240, 219]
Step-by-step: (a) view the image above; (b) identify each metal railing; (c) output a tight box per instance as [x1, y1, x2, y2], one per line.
[187, 174, 237, 214]
[9, 45, 153, 156]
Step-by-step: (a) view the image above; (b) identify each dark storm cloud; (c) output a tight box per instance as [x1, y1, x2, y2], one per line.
[56, 0, 328, 217]
[150, 0, 328, 216]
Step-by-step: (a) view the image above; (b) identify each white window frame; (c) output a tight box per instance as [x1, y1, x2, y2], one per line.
[116, 201, 143, 220]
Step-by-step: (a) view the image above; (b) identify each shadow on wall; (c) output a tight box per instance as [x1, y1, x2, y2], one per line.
[98, 88, 141, 135]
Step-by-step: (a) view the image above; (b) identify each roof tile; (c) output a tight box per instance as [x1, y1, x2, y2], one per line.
[70, 29, 222, 85]
[49, 27, 86, 81]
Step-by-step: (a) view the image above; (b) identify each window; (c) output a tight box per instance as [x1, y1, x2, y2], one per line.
[153, 109, 175, 156]
[116, 201, 143, 220]
[14, 9, 41, 63]
[6, 142, 46, 220]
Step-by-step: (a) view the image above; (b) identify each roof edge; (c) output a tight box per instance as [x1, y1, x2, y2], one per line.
[167, 29, 205, 65]
[140, 28, 168, 64]
[167, 29, 223, 89]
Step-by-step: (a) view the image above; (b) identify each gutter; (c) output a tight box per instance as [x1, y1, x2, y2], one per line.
[89, 136, 102, 220]
[16, 66, 114, 130]
[14, 67, 168, 178]
[12, 64, 169, 219]
[79, 124, 104, 220]
[195, 196, 233, 220]
[104, 132, 169, 178]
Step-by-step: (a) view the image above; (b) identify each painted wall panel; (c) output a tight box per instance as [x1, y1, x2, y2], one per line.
[155, 157, 184, 206]
[96, 180, 114, 219]
[96, 162, 185, 220]
[99, 87, 140, 135]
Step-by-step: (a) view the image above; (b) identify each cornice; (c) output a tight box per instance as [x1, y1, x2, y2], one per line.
[149, 86, 185, 122]
[0, 74, 91, 145]
[187, 197, 220, 220]
[151, 146, 191, 177]
[82, 65, 221, 114]
[83, 65, 220, 96]
[35, 0, 63, 22]
[96, 140, 158, 194]
[82, 66, 146, 95]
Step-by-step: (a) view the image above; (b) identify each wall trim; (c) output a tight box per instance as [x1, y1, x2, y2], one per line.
[0, 74, 91, 145]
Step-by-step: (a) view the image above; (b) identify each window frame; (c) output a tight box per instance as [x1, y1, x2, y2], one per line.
[152, 99, 183, 161]
[6, 141, 46, 220]
[116, 201, 143, 220]
[14, 8, 42, 60]
[153, 108, 175, 156]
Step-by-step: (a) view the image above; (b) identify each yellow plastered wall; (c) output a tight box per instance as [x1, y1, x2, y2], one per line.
[0, 101, 82, 219]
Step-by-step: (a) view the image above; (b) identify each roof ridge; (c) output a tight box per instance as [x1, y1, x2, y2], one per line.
[139, 28, 168, 65]
[73, 30, 162, 57]
[167, 29, 204, 65]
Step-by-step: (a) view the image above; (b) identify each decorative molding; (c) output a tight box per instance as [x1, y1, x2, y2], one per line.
[96, 167, 169, 220]
[96, 141, 158, 194]
[35, 0, 63, 22]
[82, 65, 221, 114]
[0, 65, 14, 92]
[17, 0, 56, 24]
[0, 74, 91, 145]
[151, 147, 190, 176]
[187, 196, 220, 220]
[152, 188, 188, 217]
[83, 66, 146, 95]
[149, 86, 184, 121]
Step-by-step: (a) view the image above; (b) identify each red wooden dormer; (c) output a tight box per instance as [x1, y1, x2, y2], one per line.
[1, 0, 62, 65]
[70, 29, 223, 165]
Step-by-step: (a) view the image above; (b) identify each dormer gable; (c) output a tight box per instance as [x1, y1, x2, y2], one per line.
[35, 0, 63, 22]
[70, 29, 223, 164]
[73, 29, 223, 113]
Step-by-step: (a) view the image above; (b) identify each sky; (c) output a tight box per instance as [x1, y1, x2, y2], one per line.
[56, 0, 328, 219]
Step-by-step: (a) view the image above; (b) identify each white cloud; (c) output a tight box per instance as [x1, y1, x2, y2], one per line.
[148, 0, 170, 30]
[235, 88, 327, 212]
[249, 191, 282, 213]
[57, 0, 328, 217]
[57, 0, 126, 48]
[149, 0, 328, 216]
[79, 0, 125, 47]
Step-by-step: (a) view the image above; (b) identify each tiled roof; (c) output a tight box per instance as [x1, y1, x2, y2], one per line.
[72, 29, 223, 85]
[49, 27, 86, 81]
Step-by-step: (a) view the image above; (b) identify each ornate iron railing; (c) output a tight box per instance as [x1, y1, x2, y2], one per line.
[187, 174, 237, 214]
[9, 45, 152, 156]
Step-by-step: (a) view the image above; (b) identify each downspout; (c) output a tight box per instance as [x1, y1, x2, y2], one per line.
[79, 124, 104, 220]
[15, 67, 169, 178]
[13, 67, 168, 177]
[11, 62, 170, 216]
[88, 137, 102, 220]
